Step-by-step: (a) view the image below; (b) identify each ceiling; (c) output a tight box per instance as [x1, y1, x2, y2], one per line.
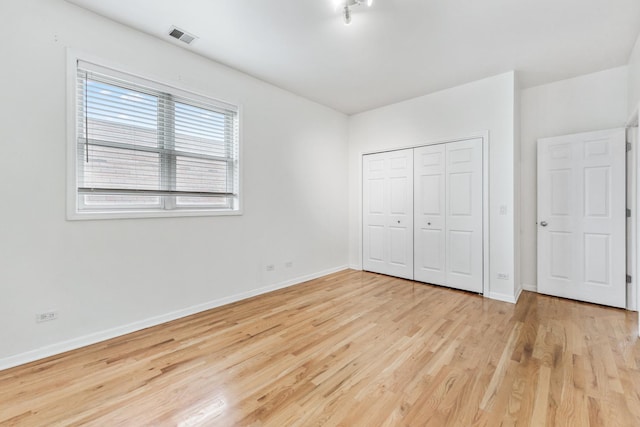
[66, 0, 640, 115]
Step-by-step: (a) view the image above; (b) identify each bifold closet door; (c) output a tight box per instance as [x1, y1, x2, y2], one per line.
[414, 144, 446, 285]
[445, 139, 483, 292]
[414, 139, 483, 292]
[362, 149, 414, 279]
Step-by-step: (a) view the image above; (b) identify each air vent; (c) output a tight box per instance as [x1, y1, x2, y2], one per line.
[168, 26, 197, 45]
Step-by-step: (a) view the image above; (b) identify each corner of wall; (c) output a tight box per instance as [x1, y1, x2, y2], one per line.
[485, 291, 519, 304]
[514, 71, 523, 299]
[628, 33, 640, 116]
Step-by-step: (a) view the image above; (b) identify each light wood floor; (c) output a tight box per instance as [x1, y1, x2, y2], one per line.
[1, 270, 639, 426]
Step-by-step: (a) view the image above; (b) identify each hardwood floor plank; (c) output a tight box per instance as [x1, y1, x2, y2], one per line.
[479, 322, 523, 411]
[1, 270, 639, 426]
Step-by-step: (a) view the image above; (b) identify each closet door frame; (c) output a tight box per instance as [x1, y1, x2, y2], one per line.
[359, 132, 489, 295]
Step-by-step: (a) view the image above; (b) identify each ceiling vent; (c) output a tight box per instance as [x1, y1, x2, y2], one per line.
[168, 26, 197, 45]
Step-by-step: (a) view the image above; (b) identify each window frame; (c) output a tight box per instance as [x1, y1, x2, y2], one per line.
[66, 50, 242, 220]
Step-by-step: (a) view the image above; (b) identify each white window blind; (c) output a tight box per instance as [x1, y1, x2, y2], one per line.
[74, 60, 239, 214]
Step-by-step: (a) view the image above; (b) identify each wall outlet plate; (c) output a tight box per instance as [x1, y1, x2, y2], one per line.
[36, 311, 58, 323]
[497, 273, 509, 280]
[265, 264, 275, 271]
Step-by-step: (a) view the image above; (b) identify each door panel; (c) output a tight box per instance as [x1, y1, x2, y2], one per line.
[445, 139, 483, 292]
[363, 154, 387, 273]
[367, 225, 384, 262]
[419, 229, 443, 271]
[363, 149, 414, 279]
[583, 233, 609, 285]
[368, 179, 384, 213]
[449, 230, 472, 275]
[420, 175, 442, 214]
[414, 144, 446, 285]
[550, 170, 571, 215]
[537, 128, 626, 308]
[413, 139, 483, 292]
[584, 167, 609, 217]
[449, 173, 472, 215]
[390, 227, 409, 266]
[549, 232, 572, 279]
[390, 177, 408, 213]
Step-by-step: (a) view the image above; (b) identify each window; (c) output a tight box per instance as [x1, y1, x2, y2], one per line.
[70, 59, 240, 218]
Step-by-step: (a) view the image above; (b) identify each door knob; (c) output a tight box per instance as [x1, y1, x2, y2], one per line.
[540, 221, 548, 227]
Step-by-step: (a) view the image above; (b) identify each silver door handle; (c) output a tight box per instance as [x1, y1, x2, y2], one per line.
[540, 221, 548, 227]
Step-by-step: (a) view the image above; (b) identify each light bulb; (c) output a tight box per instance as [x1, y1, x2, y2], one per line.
[367, 0, 373, 6]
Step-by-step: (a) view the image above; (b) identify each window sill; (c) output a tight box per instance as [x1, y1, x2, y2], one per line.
[67, 208, 242, 221]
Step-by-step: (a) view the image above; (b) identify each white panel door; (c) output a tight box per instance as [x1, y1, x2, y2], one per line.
[445, 139, 484, 292]
[363, 149, 414, 279]
[537, 129, 626, 308]
[414, 144, 446, 285]
[414, 139, 483, 292]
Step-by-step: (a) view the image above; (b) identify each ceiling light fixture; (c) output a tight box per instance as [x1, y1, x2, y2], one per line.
[334, 0, 373, 25]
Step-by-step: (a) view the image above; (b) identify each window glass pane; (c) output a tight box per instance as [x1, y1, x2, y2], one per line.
[175, 102, 229, 158]
[175, 157, 229, 193]
[83, 145, 161, 191]
[85, 80, 158, 148]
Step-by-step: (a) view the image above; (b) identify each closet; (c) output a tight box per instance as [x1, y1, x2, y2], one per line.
[363, 138, 484, 293]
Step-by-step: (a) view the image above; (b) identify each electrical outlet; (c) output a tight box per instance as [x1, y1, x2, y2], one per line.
[265, 264, 275, 272]
[36, 311, 58, 323]
[497, 273, 509, 280]
[285, 261, 293, 268]
[499, 205, 508, 215]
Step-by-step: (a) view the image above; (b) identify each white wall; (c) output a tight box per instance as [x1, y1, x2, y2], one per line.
[519, 67, 628, 291]
[628, 34, 640, 116]
[348, 72, 519, 302]
[514, 75, 523, 299]
[0, 0, 349, 368]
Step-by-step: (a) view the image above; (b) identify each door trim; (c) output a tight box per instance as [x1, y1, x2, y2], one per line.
[627, 125, 637, 311]
[359, 132, 490, 296]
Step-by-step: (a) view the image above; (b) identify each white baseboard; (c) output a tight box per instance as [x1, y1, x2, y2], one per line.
[348, 264, 362, 270]
[485, 291, 518, 304]
[0, 265, 348, 372]
[514, 286, 523, 303]
[522, 283, 537, 292]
